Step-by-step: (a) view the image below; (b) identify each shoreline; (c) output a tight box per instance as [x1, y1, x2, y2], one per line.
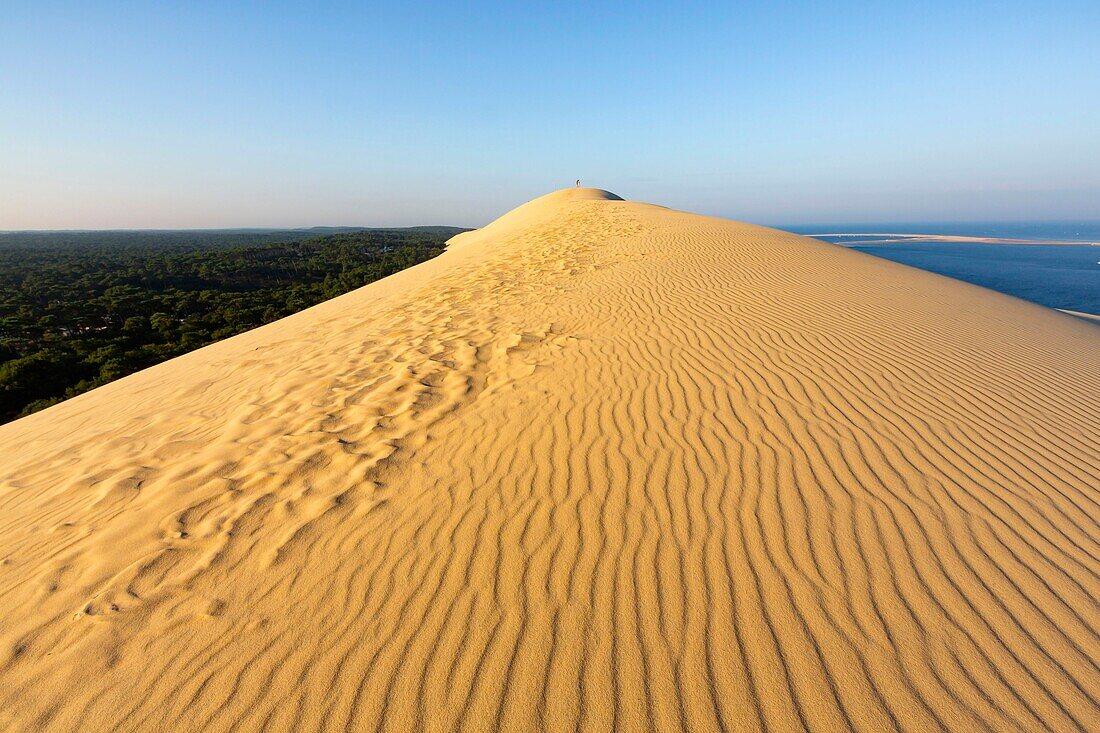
[810, 232, 1100, 246]
[1059, 308, 1100, 323]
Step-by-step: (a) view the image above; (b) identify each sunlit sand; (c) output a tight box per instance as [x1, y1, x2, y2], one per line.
[1, 189, 1097, 731]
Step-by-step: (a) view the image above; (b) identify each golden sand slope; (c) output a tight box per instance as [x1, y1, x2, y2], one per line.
[0, 189, 1098, 732]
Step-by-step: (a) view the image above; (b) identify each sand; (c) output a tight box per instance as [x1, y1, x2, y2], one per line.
[0, 188, 1097, 732]
[1060, 309, 1100, 325]
[810, 233, 1100, 246]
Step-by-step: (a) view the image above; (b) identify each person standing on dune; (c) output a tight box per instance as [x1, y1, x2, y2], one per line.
[576, 179, 580, 187]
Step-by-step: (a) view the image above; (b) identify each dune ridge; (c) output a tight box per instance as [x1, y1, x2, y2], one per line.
[0, 189, 1098, 732]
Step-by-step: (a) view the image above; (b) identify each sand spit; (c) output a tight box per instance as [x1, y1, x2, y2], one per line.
[0, 188, 1098, 732]
[811, 232, 1100, 246]
[1060, 309, 1100, 324]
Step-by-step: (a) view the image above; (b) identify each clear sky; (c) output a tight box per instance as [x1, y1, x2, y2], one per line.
[2, 1, 1098, 229]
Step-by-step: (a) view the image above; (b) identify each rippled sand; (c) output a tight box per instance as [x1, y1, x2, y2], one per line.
[1, 189, 1097, 732]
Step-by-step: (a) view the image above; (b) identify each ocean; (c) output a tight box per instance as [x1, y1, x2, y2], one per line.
[784, 222, 1100, 317]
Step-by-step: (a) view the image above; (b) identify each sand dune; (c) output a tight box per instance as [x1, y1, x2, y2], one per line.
[1, 188, 1098, 732]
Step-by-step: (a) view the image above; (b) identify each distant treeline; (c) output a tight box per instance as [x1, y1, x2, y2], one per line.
[0, 227, 465, 423]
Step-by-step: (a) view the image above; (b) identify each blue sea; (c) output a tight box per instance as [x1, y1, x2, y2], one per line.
[783, 222, 1100, 317]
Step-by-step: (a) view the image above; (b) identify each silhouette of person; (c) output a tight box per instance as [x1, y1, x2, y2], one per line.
[576, 179, 580, 188]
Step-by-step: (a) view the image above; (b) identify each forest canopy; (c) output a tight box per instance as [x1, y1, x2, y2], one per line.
[0, 227, 464, 424]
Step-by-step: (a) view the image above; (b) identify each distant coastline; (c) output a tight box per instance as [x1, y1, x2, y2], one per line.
[786, 220, 1100, 243]
[789, 222, 1100, 318]
[806, 232, 1100, 246]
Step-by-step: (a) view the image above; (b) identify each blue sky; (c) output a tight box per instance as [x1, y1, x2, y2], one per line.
[2, 1, 1098, 228]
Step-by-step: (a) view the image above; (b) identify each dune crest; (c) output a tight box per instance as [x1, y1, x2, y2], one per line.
[0, 189, 1098, 732]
